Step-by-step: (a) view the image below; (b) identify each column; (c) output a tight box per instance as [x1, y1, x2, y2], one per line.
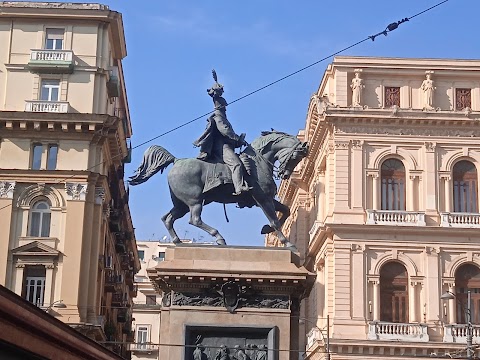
[410, 282, 418, 323]
[351, 140, 364, 209]
[14, 264, 25, 296]
[0, 181, 16, 286]
[317, 171, 325, 222]
[448, 284, 456, 324]
[43, 264, 55, 306]
[444, 176, 452, 212]
[372, 175, 379, 210]
[407, 175, 416, 211]
[373, 280, 380, 321]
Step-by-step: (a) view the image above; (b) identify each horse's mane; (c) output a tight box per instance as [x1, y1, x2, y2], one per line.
[251, 130, 291, 152]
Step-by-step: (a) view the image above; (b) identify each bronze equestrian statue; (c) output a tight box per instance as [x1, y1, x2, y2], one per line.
[129, 71, 308, 248]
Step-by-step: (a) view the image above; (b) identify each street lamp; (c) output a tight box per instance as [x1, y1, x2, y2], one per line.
[44, 299, 67, 312]
[441, 290, 474, 360]
[299, 315, 330, 360]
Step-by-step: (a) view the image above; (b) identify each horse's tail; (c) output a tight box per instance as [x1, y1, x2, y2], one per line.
[128, 145, 176, 186]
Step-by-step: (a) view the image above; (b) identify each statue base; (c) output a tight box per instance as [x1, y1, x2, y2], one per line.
[148, 244, 314, 360]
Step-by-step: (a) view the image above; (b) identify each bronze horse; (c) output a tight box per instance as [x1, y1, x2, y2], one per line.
[129, 130, 308, 247]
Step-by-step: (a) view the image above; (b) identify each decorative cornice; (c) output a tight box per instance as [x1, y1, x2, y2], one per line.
[0, 181, 15, 199]
[65, 182, 88, 201]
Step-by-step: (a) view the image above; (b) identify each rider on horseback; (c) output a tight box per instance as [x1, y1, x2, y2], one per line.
[193, 70, 252, 195]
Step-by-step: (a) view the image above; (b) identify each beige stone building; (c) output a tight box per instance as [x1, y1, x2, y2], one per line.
[270, 56, 480, 359]
[131, 240, 173, 359]
[0, 2, 139, 358]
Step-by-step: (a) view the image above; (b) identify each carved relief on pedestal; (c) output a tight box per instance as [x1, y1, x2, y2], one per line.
[456, 88, 471, 110]
[65, 183, 88, 201]
[385, 86, 400, 107]
[0, 181, 16, 199]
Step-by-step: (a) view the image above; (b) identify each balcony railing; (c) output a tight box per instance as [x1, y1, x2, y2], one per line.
[25, 100, 69, 113]
[441, 212, 480, 228]
[444, 324, 480, 343]
[130, 344, 159, 352]
[368, 321, 429, 342]
[28, 49, 74, 73]
[366, 210, 426, 226]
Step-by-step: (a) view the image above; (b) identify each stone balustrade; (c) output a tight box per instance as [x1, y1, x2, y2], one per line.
[443, 324, 480, 343]
[440, 212, 480, 228]
[25, 100, 69, 113]
[306, 327, 324, 350]
[130, 344, 159, 352]
[30, 49, 73, 62]
[368, 322, 429, 342]
[366, 210, 426, 226]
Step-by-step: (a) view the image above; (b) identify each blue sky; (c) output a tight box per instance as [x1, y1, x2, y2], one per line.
[95, 0, 477, 245]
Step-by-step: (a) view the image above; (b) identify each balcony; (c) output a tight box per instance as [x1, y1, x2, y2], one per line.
[444, 324, 480, 343]
[28, 49, 74, 73]
[25, 100, 69, 113]
[366, 210, 426, 226]
[368, 321, 429, 342]
[441, 212, 480, 228]
[130, 344, 159, 353]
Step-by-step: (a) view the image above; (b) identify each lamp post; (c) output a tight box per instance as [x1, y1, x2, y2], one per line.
[299, 315, 330, 360]
[441, 290, 473, 360]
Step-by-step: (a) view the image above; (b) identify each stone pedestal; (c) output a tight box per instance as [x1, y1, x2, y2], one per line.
[148, 245, 314, 360]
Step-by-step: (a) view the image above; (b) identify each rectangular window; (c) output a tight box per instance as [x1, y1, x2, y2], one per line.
[31, 143, 43, 170]
[138, 250, 145, 262]
[158, 252, 165, 261]
[46, 144, 58, 170]
[385, 86, 400, 107]
[45, 28, 64, 50]
[40, 80, 60, 101]
[137, 326, 149, 349]
[23, 266, 46, 306]
[146, 294, 156, 305]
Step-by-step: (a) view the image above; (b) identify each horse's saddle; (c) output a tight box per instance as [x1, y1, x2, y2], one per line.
[203, 153, 252, 193]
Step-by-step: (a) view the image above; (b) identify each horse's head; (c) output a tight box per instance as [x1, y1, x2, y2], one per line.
[253, 130, 308, 179]
[277, 138, 308, 179]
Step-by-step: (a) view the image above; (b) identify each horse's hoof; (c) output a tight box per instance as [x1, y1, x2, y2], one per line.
[260, 225, 274, 234]
[216, 238, 227, 246]
[172, 237, 182, 244]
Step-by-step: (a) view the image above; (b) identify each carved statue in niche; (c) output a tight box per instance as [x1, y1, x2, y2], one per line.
[421, 71, 435, 110]
[350, 69, 364, 107]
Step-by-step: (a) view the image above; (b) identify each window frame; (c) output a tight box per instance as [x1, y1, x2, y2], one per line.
[28, 200, 51, 237]
[136, 325, 149, 349]
[46, 144, 58, 170]
[40, 79, 61, 102]
[453, 160, 478, 213]
[380, 158, 406, 211]
[44, 28, 65, 50]
[380, 261, 409, 323]
[31, 142, 43, 170]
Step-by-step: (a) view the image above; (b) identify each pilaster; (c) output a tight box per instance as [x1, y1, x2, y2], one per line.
[0, 181, 15, 286]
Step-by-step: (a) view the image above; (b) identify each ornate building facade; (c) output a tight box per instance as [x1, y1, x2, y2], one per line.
[131, 240, 173, 360]
[0, 2, 139, 358]
[269, 56, 480, 358]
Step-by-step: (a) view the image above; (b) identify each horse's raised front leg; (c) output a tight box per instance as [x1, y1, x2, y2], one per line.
[161, 205, 188, 244]
[253, 196, 295, 248]
[261, 199, 290, 235]
[189, 203, 227, 245]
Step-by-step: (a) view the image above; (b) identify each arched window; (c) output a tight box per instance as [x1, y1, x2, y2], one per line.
[29, 200, 51, 237]
[381, 159, 406, 210]
[453, 160, 478, 213]
[455, 264, 480, 324]
[380, 261, 409, 323]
